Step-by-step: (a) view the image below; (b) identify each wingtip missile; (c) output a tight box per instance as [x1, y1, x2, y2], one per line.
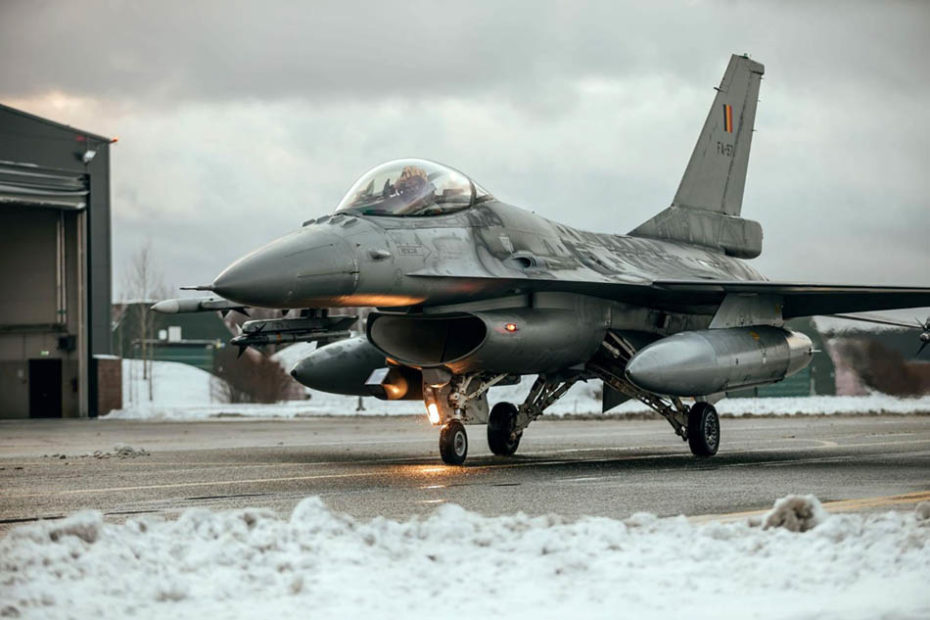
[150, 299, 180, 314]
[150, 296, 248, 315]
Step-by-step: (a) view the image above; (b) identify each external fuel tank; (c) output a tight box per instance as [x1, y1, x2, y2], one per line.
[625, 326, 813, 397]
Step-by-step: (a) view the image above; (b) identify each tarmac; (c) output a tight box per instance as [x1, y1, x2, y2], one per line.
[2, 415, 929, 533]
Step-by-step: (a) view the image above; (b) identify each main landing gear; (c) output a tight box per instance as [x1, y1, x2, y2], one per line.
[487, 402, 520, 456]
[687, 402, 720, 457]
[589, 332, 721, 458]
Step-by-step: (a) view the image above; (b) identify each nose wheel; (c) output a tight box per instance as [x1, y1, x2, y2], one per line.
[439, 419, 468, 465]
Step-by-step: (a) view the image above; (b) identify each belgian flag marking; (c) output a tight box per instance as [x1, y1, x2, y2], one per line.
[722, 104, 733, 133]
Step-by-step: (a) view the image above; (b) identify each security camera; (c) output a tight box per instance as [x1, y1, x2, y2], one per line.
[82, 149, 96, 164]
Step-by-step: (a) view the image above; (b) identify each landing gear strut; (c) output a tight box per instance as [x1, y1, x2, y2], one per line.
[486, 374, 580, 457]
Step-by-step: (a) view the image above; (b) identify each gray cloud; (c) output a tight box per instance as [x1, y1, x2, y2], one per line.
[3, 1, 928, 105]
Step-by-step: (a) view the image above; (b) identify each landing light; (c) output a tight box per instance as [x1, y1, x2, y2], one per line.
[426, 402, 440, 425]
[504, 322, 518, 333]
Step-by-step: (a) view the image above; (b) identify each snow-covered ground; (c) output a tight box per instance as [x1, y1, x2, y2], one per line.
[121, 359, 221, 409]
[108, 359, 930, 420]
[2, 495, 928, 619]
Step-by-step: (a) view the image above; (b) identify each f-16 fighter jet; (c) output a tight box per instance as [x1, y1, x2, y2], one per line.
[155, 54, 930, 465]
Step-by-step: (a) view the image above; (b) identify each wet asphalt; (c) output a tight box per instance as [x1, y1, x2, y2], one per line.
[1, 415, 929, 533]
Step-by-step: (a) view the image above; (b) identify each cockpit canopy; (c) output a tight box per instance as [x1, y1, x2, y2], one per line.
[335, 159, 491, 217]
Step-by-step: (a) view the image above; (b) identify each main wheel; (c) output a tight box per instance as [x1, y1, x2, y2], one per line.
[687, 402, 720, 457]
[487, 402, 522, 456]
[439, 419, 468, 465]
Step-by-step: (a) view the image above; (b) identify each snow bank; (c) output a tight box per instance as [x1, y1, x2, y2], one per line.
[2, 497, 928, 620]
[711, 394, 930, 417]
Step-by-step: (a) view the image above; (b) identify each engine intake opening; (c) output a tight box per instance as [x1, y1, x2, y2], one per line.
[368, 314, 487, 367]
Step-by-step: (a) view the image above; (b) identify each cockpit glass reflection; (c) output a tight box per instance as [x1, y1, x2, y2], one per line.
[335, 159, 491, 217]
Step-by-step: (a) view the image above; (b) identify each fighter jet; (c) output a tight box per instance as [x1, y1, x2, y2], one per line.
[154, 54, 930, 465]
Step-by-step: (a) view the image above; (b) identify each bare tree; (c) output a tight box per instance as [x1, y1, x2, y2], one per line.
[121, 240, 167, 403]
[212, 346, 295, 403]
[835, 337, 930, 396]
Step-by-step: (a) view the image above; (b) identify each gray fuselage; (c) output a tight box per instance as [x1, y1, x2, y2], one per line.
[212, 199, 765, 324]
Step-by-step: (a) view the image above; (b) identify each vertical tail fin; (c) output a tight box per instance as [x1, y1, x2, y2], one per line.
[674, 54, 764, 216]
[631, 54, 765, 258]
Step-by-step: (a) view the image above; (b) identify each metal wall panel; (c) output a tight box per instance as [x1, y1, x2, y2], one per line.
[0, 206, 60, 325]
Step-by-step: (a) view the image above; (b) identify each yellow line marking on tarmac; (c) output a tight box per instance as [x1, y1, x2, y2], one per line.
[6, 471, 384, 498]
[690, 490, 930, 523]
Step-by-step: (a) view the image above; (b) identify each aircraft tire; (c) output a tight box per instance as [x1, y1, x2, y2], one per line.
[687, 402, 720, 457]
[439, 419, 468, 465]
[487, 402, 521, 456]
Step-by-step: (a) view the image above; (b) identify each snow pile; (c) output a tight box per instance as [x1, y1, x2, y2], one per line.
[2, 497, 929, 620]
[95, 444, 150, 459]
[42, 444, 150, 460]
[762, 495, 828, 532]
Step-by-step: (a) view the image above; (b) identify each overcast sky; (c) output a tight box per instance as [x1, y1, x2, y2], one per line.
[2, 0, 928, 301]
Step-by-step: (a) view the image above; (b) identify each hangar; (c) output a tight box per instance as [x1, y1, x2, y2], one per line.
[0, 103, 115, 418]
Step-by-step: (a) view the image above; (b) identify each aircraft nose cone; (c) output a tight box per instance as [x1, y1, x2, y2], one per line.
[213, 229, 358, 307]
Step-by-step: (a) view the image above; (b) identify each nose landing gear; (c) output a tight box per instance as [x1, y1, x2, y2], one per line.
[439, 419, 468, 465]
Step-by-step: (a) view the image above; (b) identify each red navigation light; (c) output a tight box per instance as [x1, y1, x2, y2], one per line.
[504, 322, 518, 333]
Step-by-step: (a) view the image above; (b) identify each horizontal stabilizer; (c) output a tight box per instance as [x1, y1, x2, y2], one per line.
[630, 206, 762, 259]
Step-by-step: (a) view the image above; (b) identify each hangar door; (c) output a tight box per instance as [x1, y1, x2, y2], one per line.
[0, 162, 87, 327]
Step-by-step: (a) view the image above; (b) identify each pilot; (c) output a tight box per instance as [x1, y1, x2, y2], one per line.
[394, 165, 434, 212]
[395, 166, 428, 196]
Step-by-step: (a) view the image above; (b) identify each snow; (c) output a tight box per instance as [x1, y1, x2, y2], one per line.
[2, 495, 928, 619]
[762, 494, 828, 532]
[813, 314, 912, 334]
[120, 359, 221, 409]
[269, 341, 317, 373]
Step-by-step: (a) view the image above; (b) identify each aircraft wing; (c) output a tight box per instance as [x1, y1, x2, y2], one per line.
[408, 272, 930, 318]
[651, 280, 930, 318]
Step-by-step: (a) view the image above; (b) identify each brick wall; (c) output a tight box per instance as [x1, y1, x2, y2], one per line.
[96, 357, 122, 415]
